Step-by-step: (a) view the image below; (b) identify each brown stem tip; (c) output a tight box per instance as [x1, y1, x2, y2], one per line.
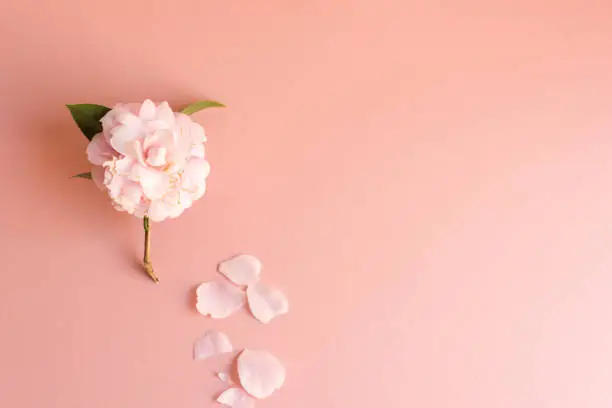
[144, 261, 160, 283]
[143, 216, 159, 283]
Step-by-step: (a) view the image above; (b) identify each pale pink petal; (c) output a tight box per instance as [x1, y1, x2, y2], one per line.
[147, 199, 174, 222]
[86, 133, 115, 165]
[143, 132, 161, 151]
[193, 331, 233, 360]
[180, 161, 209, 200]
[155, 101, 175, 124]
[122, 103, 142, 115]
[163, 193, 188, 219]
[237, 350, 285, 399]
[132, 140, 147, 167]
[144, 129, 174, 151]
[190, 143, 205, 158]
[171, 130, 195, 167]
[183, 158, 211, 182]
[190, 180, 207, 201]
[219, 254, 261, 286]
[147, 119, 172, 131]
[175, 113, 206, 141]
[190, 122, 207, 142]
[139, 99, 156, 120]
[137, 166, 170, 200]
[132, 202, 148, 219]
[217, 372, 230, 383]
[100, 110, 118, 130]
[246, 283, 288, 324]
[196, 281, 246, 318]
[112, 157, 134, 176]
[102, 103, 140, 130]
[123, 140, 142, 160]
[176, 189, 193, 210]
[103, 170, 128, 198]
[146, 146, 167, 167]
[110, 123, 141, 156]
[217, 388, 254, 408]
[116, 182, 144, 214]
[117, 112, 142, 128]
[91, 166, 105, 191]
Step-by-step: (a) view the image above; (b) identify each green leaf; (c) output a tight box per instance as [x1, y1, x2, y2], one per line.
[71, 172, 92, 180]
[66, 104, 111, 141]
[180, 100, 225, 115]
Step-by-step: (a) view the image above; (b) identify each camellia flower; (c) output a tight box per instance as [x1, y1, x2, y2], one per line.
[69, 99, 224, 282]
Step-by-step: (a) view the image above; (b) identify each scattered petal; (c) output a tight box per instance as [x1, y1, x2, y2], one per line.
[217, 388, 254, 408]
[217, 371, 230, 383]
[219, 254, 262, 286]
[196, 281, 246, 318]
[193, 331, 233, 360]
[237, 349, 285, 399]
[246, 283, 288, 324]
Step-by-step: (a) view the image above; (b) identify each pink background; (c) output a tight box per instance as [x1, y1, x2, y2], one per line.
[1, 1, 612, 407]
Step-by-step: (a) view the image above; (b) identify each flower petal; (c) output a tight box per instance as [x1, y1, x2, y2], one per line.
[217, 388, 254, 408]
[146, 146, 167, 167]
[218, 254, 261, 286]
[117, 112, 142, 127]
[177, 189, 193, 210]
[183, 158, 211, 182]
[144, 129, 174, 151]
[237, 350, 285, 399]
[137, 166, 170, 200]
[246, 283, 288, 324]
[175, 113, 207, 141]
[115, 182, 144, 214]
[86, 133, 115, 165]
[190, 122, 207, 142]
[190, 142, 205, 158]
[196, 281, 246, 318]
[190, 180, 207, 201]
[91, 166, 105, 191]
[155, 101, 175, 124]
[193, 331, 233, 360]
[110, 123, 141, 156]
[147, 199, 175, 222]
[111, 157, 134, 176]
[139, 99, 156, 120]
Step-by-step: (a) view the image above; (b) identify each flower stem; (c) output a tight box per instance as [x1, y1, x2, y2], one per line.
[143, 216, 159, 283]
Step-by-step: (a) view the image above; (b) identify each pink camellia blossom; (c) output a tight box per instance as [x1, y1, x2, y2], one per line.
[86, 99, 210, 222]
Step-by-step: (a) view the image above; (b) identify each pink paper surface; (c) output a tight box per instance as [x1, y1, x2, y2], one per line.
[1, 1, 612, 407]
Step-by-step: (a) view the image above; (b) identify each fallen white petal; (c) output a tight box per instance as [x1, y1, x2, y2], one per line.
[237, 349, 285, 399]
[217, 388, 254, 408]
[246, 283, 288, 324]
[218, 254, 262, 286]
[217, 371, 230, 383]
[196, 281, 246, 318]
[193, 331, 233, 360]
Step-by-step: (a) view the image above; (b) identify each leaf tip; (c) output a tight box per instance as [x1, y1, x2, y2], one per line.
[71, 172, 93, 180]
